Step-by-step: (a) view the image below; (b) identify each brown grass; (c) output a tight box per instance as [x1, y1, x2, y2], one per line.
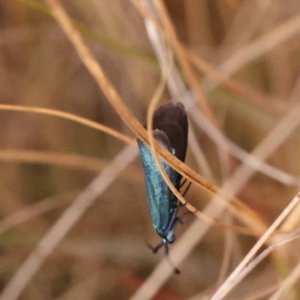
[1, 0, 300, 299]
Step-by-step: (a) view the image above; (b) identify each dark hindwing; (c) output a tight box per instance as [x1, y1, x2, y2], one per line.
[153, 102, 188, 189]
[137, 130, 174, 236]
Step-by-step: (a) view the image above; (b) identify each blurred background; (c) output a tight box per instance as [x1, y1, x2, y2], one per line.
[1, 0, 300, 299]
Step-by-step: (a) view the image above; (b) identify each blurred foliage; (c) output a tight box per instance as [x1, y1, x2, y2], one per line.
[1, 0, 300, 299]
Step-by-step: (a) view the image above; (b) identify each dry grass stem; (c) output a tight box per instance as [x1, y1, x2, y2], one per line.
[207, 12, 300, 87]
[0, 104, 134, 145]
[211, 192, 300, 299]
[0, 144, 138, 300]
[2, 1, 300, 299]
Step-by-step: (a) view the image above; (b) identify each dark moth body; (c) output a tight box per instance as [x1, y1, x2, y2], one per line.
[137, 102, 188, 254]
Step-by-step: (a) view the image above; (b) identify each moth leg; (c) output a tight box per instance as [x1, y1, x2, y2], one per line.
[182, 181, 192, 197]
[177, 210, 193, 224]
[165, 208, 180, 234]
[176, 200, 193, 225]
[177, 181, 192, 207]
[166, 200, 187, 230]
[179, 178, 187, 189]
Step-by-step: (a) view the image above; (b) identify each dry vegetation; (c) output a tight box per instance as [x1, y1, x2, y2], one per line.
[1, 0, 300, 299]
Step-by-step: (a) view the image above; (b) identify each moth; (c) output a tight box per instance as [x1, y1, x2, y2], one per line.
[137, 102, 188, 273]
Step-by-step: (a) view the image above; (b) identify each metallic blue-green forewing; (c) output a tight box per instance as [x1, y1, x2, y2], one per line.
[137, 130, 173, 236]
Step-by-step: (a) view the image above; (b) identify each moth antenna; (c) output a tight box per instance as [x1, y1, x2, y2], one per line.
[146, 240, 164, 254]
[163, 241, 180, 274]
